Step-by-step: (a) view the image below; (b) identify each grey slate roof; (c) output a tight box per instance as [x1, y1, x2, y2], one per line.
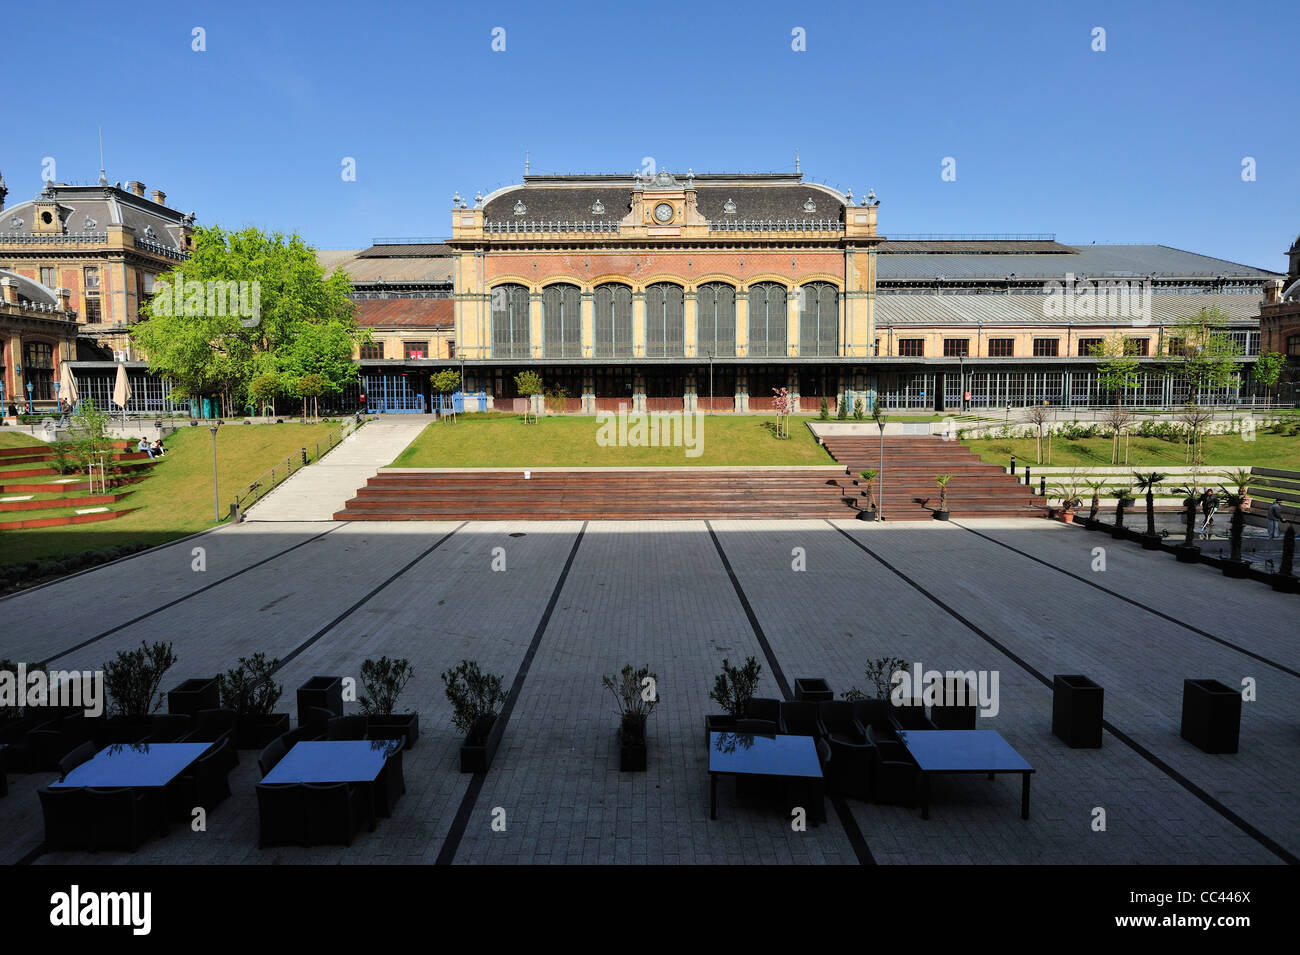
[0, 268, 58, 306]
[877, 245, 1278, 281]
[875, 292, 1264, 326]
[1, 183, 191, 251]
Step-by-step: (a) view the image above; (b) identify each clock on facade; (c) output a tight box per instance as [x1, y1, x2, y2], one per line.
[653, 202, 674, 223]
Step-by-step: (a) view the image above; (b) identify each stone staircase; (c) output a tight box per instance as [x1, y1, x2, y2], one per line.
[0, 441, 151, 528]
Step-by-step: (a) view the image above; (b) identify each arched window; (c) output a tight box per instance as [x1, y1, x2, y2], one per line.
[542, 284, 581, 358]
[696, 283, 736, 358]
[491, 284, 530, 359]
[747, 283, 788, 358]
[593, 283, 633, 358]
[799, 282, 839, 357]
[645, 283, 685, 358]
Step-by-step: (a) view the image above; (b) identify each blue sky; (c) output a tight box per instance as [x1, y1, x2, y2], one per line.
[5, 0, 1296, 270]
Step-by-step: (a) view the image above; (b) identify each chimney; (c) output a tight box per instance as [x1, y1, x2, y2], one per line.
[128, 181, 146, 197]
[1263, 278, 1284, 304]
[1, 277, 17, 305]
[151, 188, 167, 205]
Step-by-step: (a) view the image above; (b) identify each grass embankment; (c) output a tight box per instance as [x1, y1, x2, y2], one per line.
[961, 433, 1300, 470]
[0, 422, 335, 565]
[389, 414, 836, 468]
[0, 432, 45, 450]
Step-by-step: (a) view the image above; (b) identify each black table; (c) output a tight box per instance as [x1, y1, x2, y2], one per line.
[51, 742, 210, 789]
[897, 729, 1035, 820]
[260, 739, 400, 784]
[707, 731, 823, 821]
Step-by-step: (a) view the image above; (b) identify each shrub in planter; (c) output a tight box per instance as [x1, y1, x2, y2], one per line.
[858, 469, 878, 518]
[217, 652, 289, 748]
[1133, 470, 1167, 548]
[602, 663, 659, 772]
[933, 474, 952, 520]
[1220, 495, 1250, 577]
[442, 660, 506, 773]
[706, 656, 762, 740]
[167, 677, 219, 718]
[101, 641, 178, 743]
[359, 656, 418, 749]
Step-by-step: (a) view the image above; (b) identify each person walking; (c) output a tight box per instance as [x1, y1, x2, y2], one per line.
[1267, 499, 1286, 540]
[1199, 488, 1217, 539]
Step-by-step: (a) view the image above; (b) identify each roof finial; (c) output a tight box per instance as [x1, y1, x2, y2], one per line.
[524, 151, 530, 177]
[795, 148, 800, 174]
[97, 127, 107, 186]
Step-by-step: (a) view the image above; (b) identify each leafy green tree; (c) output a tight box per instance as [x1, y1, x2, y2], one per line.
[1168, 308, 1242, 402]
[131, 225, 356, 416]
[514, 370, 543, 424]
[1254, 351, 1286, 405]
[1090, 335, 1141, 406]
[279, 320, 359, 407]
[432, 368, 462, 422]
[66, 398, 113, 480]
[296, 374, 328, 420]
[248, 372, 285, 417]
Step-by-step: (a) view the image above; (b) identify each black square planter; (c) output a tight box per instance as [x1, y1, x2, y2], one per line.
[619, 736, 647, 772]
[366, 713, 419, 750]
[167, 677, 219, 718]
[1052, 674, 1104, 748]
[460, 717, 502, 774]
[1180, 679, 1241, 754]
[296, 676, 343, 723]
[794, 678, 833, 703]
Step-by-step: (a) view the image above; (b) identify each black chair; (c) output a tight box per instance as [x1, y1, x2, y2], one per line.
[26, 719, 85, 771]
[144, 713, 194, 743]
[889, 699, 938, 732]
[190, 709, 239, 765]
[930, 677, 978, 730]
[373, 746, 405, 819]
[39, 786, 92, 850]
[827, 734, 874, 800]
[258, 736, 288, 777]
[168, 739, 232, 820]
[850, 699, 898, 739]
[736, 719, 778, 734]
[325, 715, 367, 741]
[277, 721, 325, 752]
[869, 732, 919, 806]
[743, 698, 783, 727]
[256, 783, 307, 848]
[778, 700, 824, 738]
[87, 787, 152, 852]
[818, 700, 867, 744]
[56, 741, 97, 781]
[303, 782, 368, 846]
[304, 706, 335, 735]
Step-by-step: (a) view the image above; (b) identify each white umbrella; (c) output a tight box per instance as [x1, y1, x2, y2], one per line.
[112, 362, 131, 423]
[59, 360, 79, 411]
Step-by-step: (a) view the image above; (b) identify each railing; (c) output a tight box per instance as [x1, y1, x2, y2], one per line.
[709, 219, 842, 233]
[1, 232, 108, 245]
[484, 220, 622, 235]
[227, 417, 362, 519]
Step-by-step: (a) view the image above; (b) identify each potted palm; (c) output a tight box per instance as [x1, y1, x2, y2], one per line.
[1050, 474, 1084, 523]
[359, 656, 418, 749]
[858, 469, 878, 520]
[933, 474, 952, 520]
[706, 656, 762, 742]
[442, 660, 507, 773]
[1133, 471, 1167, 549]
[602, 664, 659, 772]
[1085, 479, 1107, 523]
[1219, 491, 1250, 578]
[218, 653, 290, 749]
[101, 641, 178, 744]
[1222, 468, 1253, 511]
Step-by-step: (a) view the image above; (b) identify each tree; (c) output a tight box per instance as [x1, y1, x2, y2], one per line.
[1091, 335, 1141, 407]
[1169, 308, 1242, 403]
[432, 368, 462, 422]
[1133, 471, 1167, 537]
[772, 387, 793, 438]
[296, 373, 327, 420]
[130, 225, 357, 416]
[1177, 403, 1213, 465]
[1254, 351, 1286, 406]
[248, 372, 285, 417]
[1100, 405, 1135, 465]
[514, 370, 543, 424]
[1024, 403, 1052, 464]
[66, 398, 113, 481]
[279, 321, 359, 412]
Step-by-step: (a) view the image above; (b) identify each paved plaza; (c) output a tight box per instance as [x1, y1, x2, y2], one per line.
[3, 517, 1296, 866]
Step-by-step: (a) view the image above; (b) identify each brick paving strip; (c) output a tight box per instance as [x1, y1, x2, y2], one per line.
[434, 523, 588, 865]
[952, 521, 1299, 679]
[827, 520, 1299, 866]
[705, 520, 876, 865]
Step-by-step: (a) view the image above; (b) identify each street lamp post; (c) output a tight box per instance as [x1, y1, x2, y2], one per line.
[874, 406, 888, 521]
[209, 422, 220, 523]
[709, 353, 714, 415]
[26, 381, 33, 415]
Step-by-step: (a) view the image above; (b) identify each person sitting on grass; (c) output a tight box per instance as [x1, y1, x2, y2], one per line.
[137, 437, 154, 459]
[151, 439, 165, 458]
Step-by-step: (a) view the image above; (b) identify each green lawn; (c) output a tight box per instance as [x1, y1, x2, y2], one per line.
[0, 431, 44, 450]
[389, 414, 836, 468]
[0, 422, 336, 565]
[962, 433, 1300, 470]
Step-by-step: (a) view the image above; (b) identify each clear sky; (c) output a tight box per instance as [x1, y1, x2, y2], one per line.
[4, 0, 1295, 271]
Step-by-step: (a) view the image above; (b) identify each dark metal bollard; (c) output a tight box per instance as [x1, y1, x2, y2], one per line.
[301, 447, 308, 466]
[1010, 455, 1017, 476]
[1040, 476, 1046, 497]
[1024, 466, 1031, 487]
